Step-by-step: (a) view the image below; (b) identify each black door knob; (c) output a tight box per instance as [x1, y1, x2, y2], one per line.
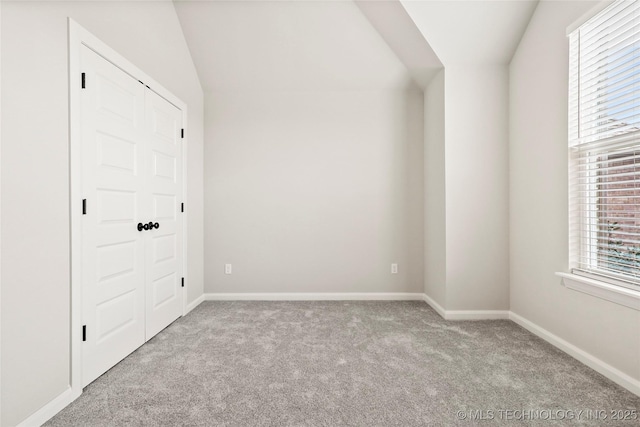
[138, 222, 159, 231]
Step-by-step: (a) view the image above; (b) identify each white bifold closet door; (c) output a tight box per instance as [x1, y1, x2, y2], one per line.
[80, 46, 183, 387]
[144, 86, 184, 340]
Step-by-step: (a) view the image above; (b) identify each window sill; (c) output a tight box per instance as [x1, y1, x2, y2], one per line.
[556, 272, 640, 311]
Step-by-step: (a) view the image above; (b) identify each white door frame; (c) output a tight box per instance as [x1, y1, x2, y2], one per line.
[0, 2, 3, 423]
[68, 18, 189, 397]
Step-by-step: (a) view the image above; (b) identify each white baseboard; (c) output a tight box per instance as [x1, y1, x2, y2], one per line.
[203, 292, 425, 301]
[185, 294, 205, 314]
[422, 293, 447, 318]
[510, 311, 640, 397]
[204, 292, 509, 319]
[445, 310, 510, 320]
[204, 292, 508, 319]
[422, 294, 509, 320]
[16, 386, 80, 427]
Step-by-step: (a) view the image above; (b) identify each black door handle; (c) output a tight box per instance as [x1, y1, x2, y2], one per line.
[137, 222, 160, 231]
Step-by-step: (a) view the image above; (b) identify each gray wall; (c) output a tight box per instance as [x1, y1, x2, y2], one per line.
[0, 1, 204, 425]
[444, 65, 510, 311]
[423, 65, 510, 312]
[193, 0, 426, 295]
[205, 88, 425, 294]
[424, 69, 446, 306]
[510, 0, 640, 384]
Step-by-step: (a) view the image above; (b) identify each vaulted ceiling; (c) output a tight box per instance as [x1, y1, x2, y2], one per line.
[173, 0, 415, 92]
[354, 0, 443, 88]
[400, 0, 538, 65]
[173, 0, 539, 92]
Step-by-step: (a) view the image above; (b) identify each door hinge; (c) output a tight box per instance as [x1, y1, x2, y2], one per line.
[82, 325, 87, 342]
[181, 129, 184, 139]
[181, 277, 185, 288]
[181, 203, 184, 213]
[82, 199, 87, 215]
[81, 73, 86, 89]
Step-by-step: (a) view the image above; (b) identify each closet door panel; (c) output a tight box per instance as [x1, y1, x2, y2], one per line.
[144, 89, 184, 340]
[81, 46, 147, 387]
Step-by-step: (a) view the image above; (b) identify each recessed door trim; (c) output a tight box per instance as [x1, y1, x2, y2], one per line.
[69, 18, 189, 399]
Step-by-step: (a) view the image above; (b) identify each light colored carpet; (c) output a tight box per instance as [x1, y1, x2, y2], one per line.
[46, 301, 640, 426]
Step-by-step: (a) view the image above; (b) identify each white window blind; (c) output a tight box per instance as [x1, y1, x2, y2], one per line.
[569, 0, 640, 287]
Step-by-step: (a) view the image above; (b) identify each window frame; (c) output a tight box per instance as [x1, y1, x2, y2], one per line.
[559, 0, 640, 310]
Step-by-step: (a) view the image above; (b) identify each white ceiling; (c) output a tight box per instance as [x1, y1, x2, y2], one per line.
[173, 0, 416, 92]
[173, 0, 539, 92]
[400, 0, 539, 65]
[354, 0, 443, 88]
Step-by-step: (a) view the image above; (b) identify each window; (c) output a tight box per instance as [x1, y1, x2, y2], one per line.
[568, 0, 640, 289]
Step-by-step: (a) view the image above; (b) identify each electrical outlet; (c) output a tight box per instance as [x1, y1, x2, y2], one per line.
[391, 263, 398, 274]
[225, 264, 232, 275]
